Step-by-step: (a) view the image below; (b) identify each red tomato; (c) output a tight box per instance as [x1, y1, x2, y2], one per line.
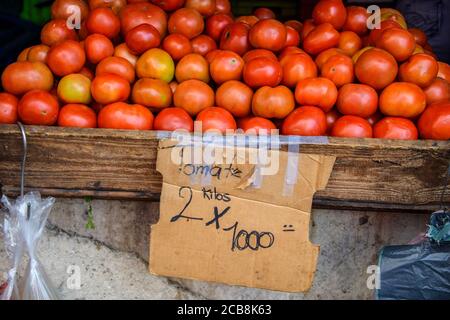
[354, 48, 398, 90]
[25, 45, 50, 64]
[399, 53, 439, 88]
[18, 90, 59, 126]
[86, 8, 120, 39]
[368, 20, 403, 46]
[168, 8, 205, 39]
[249, 19, 287, 52]
[325, 109, 341, 133]
[85, 34, 114, 64]
[175, 53, 210, 83]
[220, 22, 252, 56]
[280, 53, 317, 88]
[240, 117, 277, 134]
[315, 48, 347, 69]
[303, 23, 340, 55]
[1, 62, 54, 95]
[373, 117, 418, 140]
[235, 16, 259, 28]
[210, 50, 245, 84]
[408, 28, 427, 47]
[418, 101, 450, 140]
[321, 54, 354, 87]
[162, 34, 193, 61]
[51, 0, 89, 21]
[58, 104, 97, 128]
[91, 74, 131, 105]
[150, 0, 185, 12]
[96, 57, 136, 83]
[174, 79, 215, 116]
[47, 40, 86, 77]
[196, 107, 237, 133]
[254, 8, 276, 20]
[154, 107, 194, 132]
[278, 46, 306, 61]
[252, 86, 295, 119]
[41, 19, 78, 46]
[380, 82, 427, 118]
[120, 2, 168, 37]
[191, 35, 217, 56]
[338, 31, 362, 56]
[89, 0, 126, 14]
[215, 0, 231, 14]
[424, 78, 450, 105]
[206, 13, 234, 42]
[437, 62, 450, 82]
[337, 84, 378, 118]
[216, 80, 253, 117]
[243, 49, 277, 63]
[285, 20, 303, 34]
[312, 0, 347, 30]
[114, 43, 138, 67]
[375, 27, 415, 62]
[0, 93, 19, 124]
[301, 19, 316, 40]
[243, 57, 282, 88]
[295, 77, 338, 113]
[331, 115, 373, 138]
[343, 6, 369, 35]
[205, 49, 222, 64]
[284, 26, 301, 48]
[98, 102, 154, 130]
[282, 106, 327, 136]
[125, 24, 161, 55]
[185, 0, 216, 17]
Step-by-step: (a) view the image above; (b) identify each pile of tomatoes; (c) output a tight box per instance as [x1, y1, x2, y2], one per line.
[0, 0, 449, 140]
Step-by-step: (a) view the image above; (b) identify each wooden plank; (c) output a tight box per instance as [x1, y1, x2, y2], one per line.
[0, 124, 449, 211]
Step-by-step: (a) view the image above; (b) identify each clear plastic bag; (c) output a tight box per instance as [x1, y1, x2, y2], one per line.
[1, 192, 59, 300]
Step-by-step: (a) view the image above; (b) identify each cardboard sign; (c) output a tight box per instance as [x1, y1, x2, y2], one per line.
[150, 140, 335, 292]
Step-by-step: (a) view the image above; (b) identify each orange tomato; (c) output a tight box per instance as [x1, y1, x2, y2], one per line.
[315, 48, 347, 69]
[338, 31, 362, 56]
[295, 77, 338, 113]
[1, 61, 54, 95]
[337, 84, 378, 118]
[320, 54, 354, 87]
[91, 74, 131, 105]
[280, 53, 317, 88]
[437, 62, 450, 81]
[252, 86, 295, 119]
[96, 56, 136, 83]
[174, 79, 215, 116]
[354, 48, 398, 90]
[175, 53, 210, 83]
[98, 102, 154, 130]
[196, 107, 237, 133]
[399, 53, 439, 88]
[132, 78, 172, 110]
[136, 48, 175, 83]
[418, 101, 450, 140]
[85, 34, 115, 64]
[216, 80, 253, 118]
[210, 50, 245, 84]
[114, 43, 138, 67]
[379, 82, 426, 118]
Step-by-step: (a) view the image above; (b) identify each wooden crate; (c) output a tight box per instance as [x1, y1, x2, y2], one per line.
[0, 124, 449, 212]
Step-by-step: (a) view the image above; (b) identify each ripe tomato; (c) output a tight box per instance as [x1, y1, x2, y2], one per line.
[354, 48, 398, 90]
[132, 78, 172, 110]
[136, 48, 175, 83]
[216, 80, 253, 117]
[47, 40, 85, 77]
[154, 107, 194, 132]
[96, 57, 135, 83]
[120, 2, 168, 37]
[206, 13, 234, 42]
[125, 24, 161, 55]
[301, 19, 316, 40]
[175, 53, 210, 83]
[336, 84, 378, 118]
[150, 0, 185, 12]
[295, 77, 338, 113]
[284, 26, 301, 48]
[303, 23, 340, 55]
[243, 57, 282, 88]
[210, 50, 244, 84]
[162, 34, 193, 61]
[418, 101, 450, 140]
[168, 8, 205, 39]
[58, 104, 97, 128]
[86, 8, 121, 39]
[278, 46, 305, 61]
[51, 0, 89, 21]
[240, 117, 276, 134]
[98, 102, 154, 130]
[85, 34, 114, 64]
[205, 49, 222, 64]
[215, 0, 231, 14]
[18, 90, 59, 126]
[114, 43, 138, 67]
[89, 0, 126, 14]
[249, 19, 287, 52]
[91, 74, 131, 105]
[343, 6, 369, 35]
[236, 16, 259, 27]
[373, 117, 418, 140]
[352, 46, 373, 64]
[368, 20, 403, 45]
[380, 82, 426, 118]
[23, 45, 50, 64]
[174, 79, 215, 116]
[57, 74, 92, 104]
[408, 28, 427, 47]
[1, 62, 54, 95]
[325, 109, 340, 133]
[321, 54, 354, 87]
[375, 28, 415, 62]
[196, 106, 237, 133]
[312, 0, 347, 30]
[331, 115, 373, 138]
[315, 48, 346, 69]
[424, 78, 450, 105]
[380, 9, 407, 30]
[254, 8, 276, 20]
[220, 22, 252, 56]
[285, 20, 303, 34]
[243, 49, 277, 63]
[41, 19, 78, 46]
[399, 54, 439, 88]
[280, 53, 317, 88]
[282, 106, 327, 136]
[338, 31, 362, 56]
[252, 86, 295, 119]
[185, 0, 216, 17]
[0, 93, 19, 124]
[437, 62, 450, 82]
[17, 48, 31, 62]
[191, 35, 217, 56]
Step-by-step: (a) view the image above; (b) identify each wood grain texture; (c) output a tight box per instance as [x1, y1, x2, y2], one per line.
[0, 125, 449, 212]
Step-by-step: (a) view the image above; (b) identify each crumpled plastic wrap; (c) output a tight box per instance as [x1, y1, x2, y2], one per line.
[1, 192, 59, 300]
